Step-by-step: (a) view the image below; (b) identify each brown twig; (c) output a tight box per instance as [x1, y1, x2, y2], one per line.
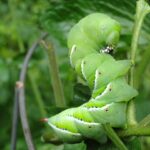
[11, 32, 48, 150]
[11, 86, 19, 150]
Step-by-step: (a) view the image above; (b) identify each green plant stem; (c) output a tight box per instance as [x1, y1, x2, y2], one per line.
[41, 40, 66, 107]
[118, 126, 150, 137]
[28, 72, 47, 117]
[128, 7, 144, 126]
[135, 46, 150, 88]
[103, 124, 128, 150]
[118, 114, 150, 136]
[138, 114, 150, 127]
[127, 0, 150, 126]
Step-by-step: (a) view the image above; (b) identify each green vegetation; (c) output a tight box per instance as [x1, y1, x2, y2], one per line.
[0, 0, 150, 149]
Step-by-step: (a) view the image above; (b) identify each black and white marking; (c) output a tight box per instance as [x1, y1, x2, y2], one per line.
[100, 46, 114, 54]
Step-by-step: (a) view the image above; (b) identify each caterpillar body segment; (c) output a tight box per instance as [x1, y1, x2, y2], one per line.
[47, 13, 138, 143]
[68, 13, 121, 69]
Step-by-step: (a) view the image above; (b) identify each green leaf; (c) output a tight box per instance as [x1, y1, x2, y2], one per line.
[41, 0, 150, 49]
[63, 142, 86, 150]
[38, 144, 64, 150]
[126, 137, 141, 150]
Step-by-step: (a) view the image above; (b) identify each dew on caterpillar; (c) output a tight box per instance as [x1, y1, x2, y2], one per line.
[45, 13, 138, 143]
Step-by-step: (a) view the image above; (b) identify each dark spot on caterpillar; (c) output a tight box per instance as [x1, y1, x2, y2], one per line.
[105, 108, 109, 112]
[109, 88, 112, 91]
[88, 126, 92, 128]
[83, 61, 86, 65]
[98, 71, 101, 75]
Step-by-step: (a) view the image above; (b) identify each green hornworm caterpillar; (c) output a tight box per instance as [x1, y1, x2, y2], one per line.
[47, 13, 138, 143]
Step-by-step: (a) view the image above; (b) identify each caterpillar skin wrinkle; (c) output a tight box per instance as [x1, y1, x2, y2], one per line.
[47, 13, 138, 143]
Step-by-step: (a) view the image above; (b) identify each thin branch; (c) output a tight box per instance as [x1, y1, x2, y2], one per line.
[103, 124, 128, 150]
[118, 114, 150, 137]
[127, 0, 150, 126]
[19, 33, 48, 81]
[118, 126, 150, 137]
[138, 114, 150, 127]
[135, 46, 150, 88]
[18, 82, 36, 150]
[18, 32, 48, 150]
[11, 32, 48, 150]
[41, 40, 66, 107]
[11, 86, 19, 150]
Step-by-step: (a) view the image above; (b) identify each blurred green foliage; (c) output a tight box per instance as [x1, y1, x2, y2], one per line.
[0, 0, 150, 149]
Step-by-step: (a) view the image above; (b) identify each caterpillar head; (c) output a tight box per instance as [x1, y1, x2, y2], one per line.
[68, 13, 121, 68]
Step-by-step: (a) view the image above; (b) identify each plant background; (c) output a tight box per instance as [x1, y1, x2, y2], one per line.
[0, 0, 150, 149]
